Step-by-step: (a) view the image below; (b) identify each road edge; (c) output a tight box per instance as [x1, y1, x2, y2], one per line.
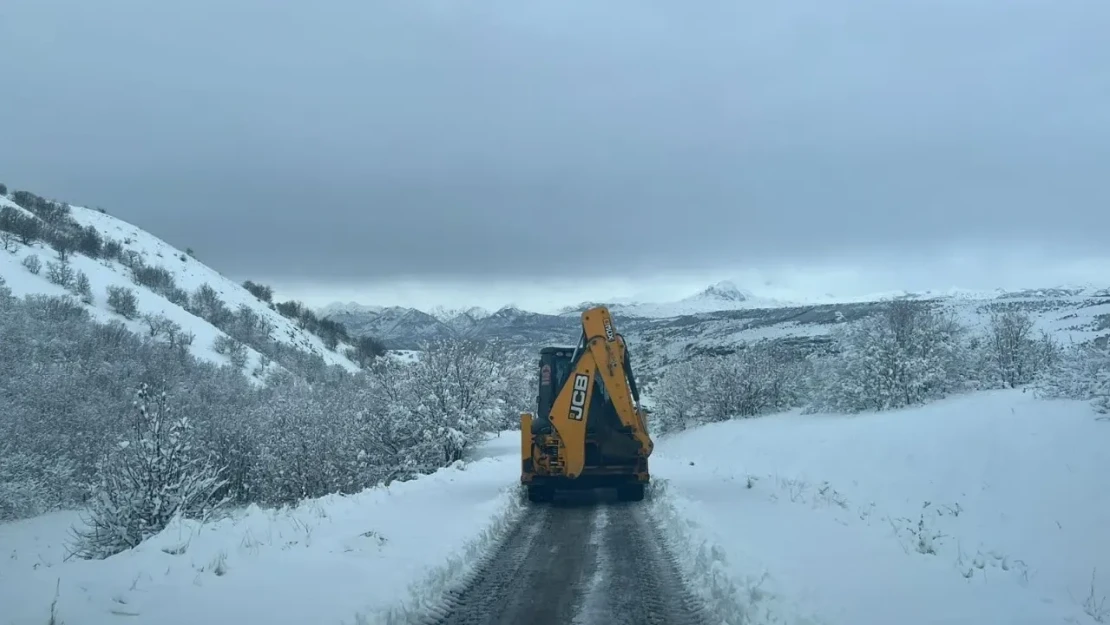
[358, 483, 531, 625]
[646, 478, 787, 625]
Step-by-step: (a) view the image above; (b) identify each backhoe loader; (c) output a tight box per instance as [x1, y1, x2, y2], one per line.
[520, 306, 653, 502]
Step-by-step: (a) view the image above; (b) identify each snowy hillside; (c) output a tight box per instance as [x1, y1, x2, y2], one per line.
[649, 390, 1110, 625]
[0, 190, 360, 378]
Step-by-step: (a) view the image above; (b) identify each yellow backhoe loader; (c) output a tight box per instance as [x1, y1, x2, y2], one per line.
[520, 306, 653, 502]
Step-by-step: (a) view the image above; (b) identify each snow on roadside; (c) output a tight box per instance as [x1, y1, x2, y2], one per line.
[0, 433, 524, 625]
[649, 390, 1110, 625]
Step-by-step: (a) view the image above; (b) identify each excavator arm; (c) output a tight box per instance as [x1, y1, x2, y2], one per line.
[547, 306, 653, 478]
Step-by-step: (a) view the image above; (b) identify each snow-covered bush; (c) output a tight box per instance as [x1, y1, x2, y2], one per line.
[649, 357, 709, 433]
[348, 335, 388, 368]
[142, 313, 181, 340]
[650, 344, 810, 432]
[21, 252, 41, 274]
[369, 338, 529, 470]
[0, 449, 80, 520]
[982, 311, 1059, 388]
[808, 300, 973, 413]
[498, 348, 539, 427]
[131, 262, 176, 294]
[45, 259, 75, 288]
[69, 383, 228, 559]
[226, 303, 275, 345]
[1, 205, 42, 245]
[239, 375, 369, 504]
[242, 279, 274, 303]
[188, 283, 233, 327]
[212, 334, 249, 368]
[192, 338, 534, 507]
[72, 270, 93, 303]
[0, 280, 528, 524]
[76, 223, 103, 257]
[0, 290, 245, 520]
[107, 284, 138, 318]
[703, 345, 810, 419]
[1034, 341, 1110, 414]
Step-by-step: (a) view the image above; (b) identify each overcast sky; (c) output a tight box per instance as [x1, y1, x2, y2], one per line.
[1, 0, 1108, 311]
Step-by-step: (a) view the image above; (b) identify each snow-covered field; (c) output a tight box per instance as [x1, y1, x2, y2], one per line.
[0, 434, 525, 625]
[648, 390, 1110, 625]
[4, 356, 1107, 625]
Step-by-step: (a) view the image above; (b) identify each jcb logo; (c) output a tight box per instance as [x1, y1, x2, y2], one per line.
[568, 373, 590, 420]
[603, 319, 615, 341]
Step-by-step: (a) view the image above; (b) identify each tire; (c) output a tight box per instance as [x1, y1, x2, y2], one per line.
[527, 485, 552, 503]
[617, 483, 644, 502]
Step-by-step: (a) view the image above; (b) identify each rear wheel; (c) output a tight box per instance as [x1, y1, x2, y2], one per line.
[527, 485, 553, 503]
[616, 483, 645, 502]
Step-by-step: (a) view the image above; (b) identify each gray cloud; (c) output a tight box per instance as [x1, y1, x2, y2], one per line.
[1, 0, 1107, 284]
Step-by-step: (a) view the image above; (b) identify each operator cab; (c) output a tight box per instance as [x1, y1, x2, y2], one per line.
[534, 345, 616, 434]
[535, 346, 575, 430]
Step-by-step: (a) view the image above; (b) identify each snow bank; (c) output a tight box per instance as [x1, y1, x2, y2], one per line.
[649, 390, 1110, 625]
[0, 433, 524, 625]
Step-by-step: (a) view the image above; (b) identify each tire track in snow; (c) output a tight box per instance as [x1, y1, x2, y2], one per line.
[427, 502, 601, 625]
[570, 505, 610, 625]
[425, 495, 709, 625]
[579, 501, 710, 625]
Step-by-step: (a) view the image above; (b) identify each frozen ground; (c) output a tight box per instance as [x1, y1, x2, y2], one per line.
[648, 389, 1110, 625]
[0, 433, 524, 625]
[5, 392, 1108, 625]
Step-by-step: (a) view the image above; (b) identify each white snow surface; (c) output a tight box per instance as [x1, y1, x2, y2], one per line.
[0, 433, 525, 625]
[648, 389, 1110, 625]
[0, 196, 359, 374]
[4, 385, 1108, 623]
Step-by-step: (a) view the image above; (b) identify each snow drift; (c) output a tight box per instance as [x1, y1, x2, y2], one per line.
[648, 390, 1110, 625]
[0, 435, 525, 625]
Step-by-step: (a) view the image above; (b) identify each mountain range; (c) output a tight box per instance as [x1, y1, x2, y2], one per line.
[320, 281, 1110, 381]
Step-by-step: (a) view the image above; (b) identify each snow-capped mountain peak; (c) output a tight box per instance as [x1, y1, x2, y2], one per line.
[428, 305, 491, 323]
[685, 280, 752, 303]
[318, 301, 385, 317]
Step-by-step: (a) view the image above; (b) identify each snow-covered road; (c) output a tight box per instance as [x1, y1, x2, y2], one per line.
[424, 498, 707, 625]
